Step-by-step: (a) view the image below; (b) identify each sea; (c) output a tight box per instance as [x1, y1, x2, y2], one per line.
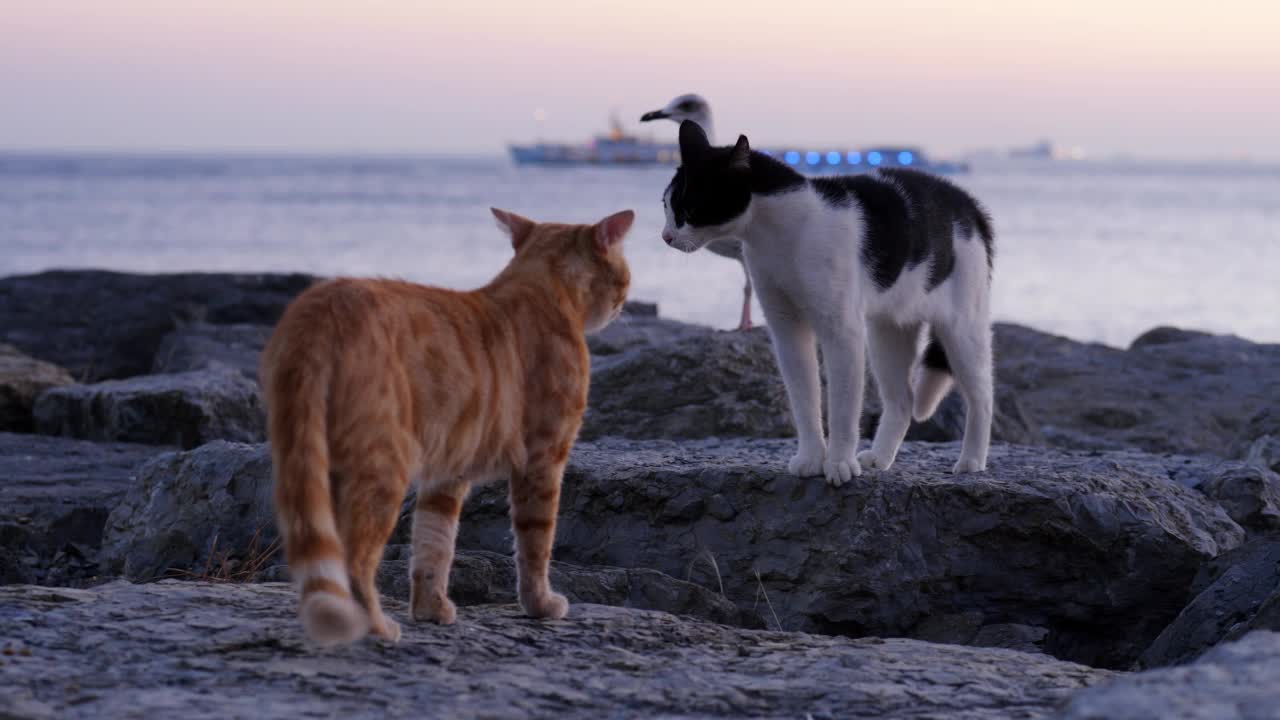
[1, 153, 1277, 347]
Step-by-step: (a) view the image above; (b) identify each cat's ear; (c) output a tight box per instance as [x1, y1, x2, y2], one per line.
[491, 207, 536, 250]
[729, 134, 751, 172]
[678, 120, 710, 161]
[594, 209, 635, 255]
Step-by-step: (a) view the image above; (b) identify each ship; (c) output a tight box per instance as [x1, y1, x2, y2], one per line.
[509, 116, 968, 174]
[508, 115, 678, 166]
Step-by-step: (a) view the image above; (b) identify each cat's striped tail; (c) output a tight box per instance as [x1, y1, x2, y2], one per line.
[912, 330, 955, 421]
[265, 349, 369, 646]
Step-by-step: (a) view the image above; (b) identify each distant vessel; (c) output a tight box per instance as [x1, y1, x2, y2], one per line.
[763, 146, 968, 174]
[509, 115, 678, 166]
[509, 116, 968, 174]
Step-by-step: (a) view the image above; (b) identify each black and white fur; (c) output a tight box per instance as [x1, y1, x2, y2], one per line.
[641, 94, 756, 330]
[662, 121, 994, 483]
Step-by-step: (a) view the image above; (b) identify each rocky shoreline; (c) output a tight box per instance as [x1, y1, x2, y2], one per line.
[2, 270, 1279, 717]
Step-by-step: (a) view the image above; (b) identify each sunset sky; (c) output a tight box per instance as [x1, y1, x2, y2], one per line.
[4, 0, 1278, 159]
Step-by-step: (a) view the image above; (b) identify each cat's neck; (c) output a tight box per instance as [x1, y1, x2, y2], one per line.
[483, 261, 589, 333]
[748, 151, 806, 196]
[736, 153, 808, 244]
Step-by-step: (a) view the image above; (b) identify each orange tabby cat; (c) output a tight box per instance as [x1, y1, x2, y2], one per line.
[261, 208, 633, 646]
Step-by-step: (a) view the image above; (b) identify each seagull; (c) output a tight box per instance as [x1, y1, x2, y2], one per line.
[641, 94, 755, 331]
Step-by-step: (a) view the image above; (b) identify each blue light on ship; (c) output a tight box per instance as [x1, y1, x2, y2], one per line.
[805, 151, 821, 166]
[867, 151, 882, 166]
[847, 151, 861, 164]
[898, 151, 914, 165]
[826, 151, 841, 165]
[784, 151, 800, 165]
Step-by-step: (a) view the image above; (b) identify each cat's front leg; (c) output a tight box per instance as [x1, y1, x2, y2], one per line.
[819, 322, 867, 486]
[760, 305, 826, 477]
[510, 460, 569, 620]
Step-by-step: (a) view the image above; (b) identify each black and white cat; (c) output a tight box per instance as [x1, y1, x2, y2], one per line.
[662, 121, 995, 484]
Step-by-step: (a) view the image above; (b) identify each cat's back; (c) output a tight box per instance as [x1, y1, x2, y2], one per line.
[262, 278, 470, 377]
[276, 277, 465, 331]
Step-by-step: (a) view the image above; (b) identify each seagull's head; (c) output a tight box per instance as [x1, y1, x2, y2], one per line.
[640, 94, 713, 135]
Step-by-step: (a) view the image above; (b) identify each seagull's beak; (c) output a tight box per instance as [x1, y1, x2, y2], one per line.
[640, 109, 668, 122]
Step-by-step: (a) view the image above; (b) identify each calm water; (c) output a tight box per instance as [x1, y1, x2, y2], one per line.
[2, 153, 1277, 346]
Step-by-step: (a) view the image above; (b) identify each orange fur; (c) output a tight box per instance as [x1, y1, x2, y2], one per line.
[261, 209, 633, 645]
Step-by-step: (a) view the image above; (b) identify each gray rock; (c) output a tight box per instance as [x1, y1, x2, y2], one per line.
[0, 581, 1113, 719]
[374, 547, 763, 629]
[0, 270, 314, 381]
[1249, 586, 1280, 635]
[152, 323, 271, 379]
[33, 369, 264, 449]
[972, 623, 1051, 654]
[585, 325, 1041, 445]
[1128, 326, 1216, 349]
[1236, 408, 1280, 459]
[0, 433, 163, 585]
[120, 438, 1241, 668]
[1244, 435, 1280, 474]
[587, 303, 710, 368]
[98, 441, 275, 581]
[1202, 463, 1280, 534]
[998, 323, 1280, 456]
[0, 344, 74, 433]
[582, 327, 792, 440]
[457, 438, 1244, 668]
[1057, 631, 1280, 720]
[1139, 540, 1280, 669]
[97, 439, 756, 627]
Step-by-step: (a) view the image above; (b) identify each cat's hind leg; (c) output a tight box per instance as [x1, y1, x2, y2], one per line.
[858, 319, 922, 472]
[338, 456, 413, 642]
[935, 317, 993, 473]
[409, 478, 470, 625]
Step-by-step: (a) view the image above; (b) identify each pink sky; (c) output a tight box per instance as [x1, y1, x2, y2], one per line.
[3, 0, 1277, 158]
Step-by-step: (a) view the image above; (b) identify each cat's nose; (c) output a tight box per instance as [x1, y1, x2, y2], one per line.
[662, 231, 675, 246]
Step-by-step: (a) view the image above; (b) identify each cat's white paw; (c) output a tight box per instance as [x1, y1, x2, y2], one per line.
[823, 454, 862, 486]
[371, 614, 402, 643]
[952, 457, 987, 474]
[856, 449, 895, 472]
[521, 590, 569, 620]
[411, 590, 457, 625]
[788, 448, 826, 477]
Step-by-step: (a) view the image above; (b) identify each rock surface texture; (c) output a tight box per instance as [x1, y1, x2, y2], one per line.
[0, 433, 162, 585]
[33, 369, 265, 449]
[458, 438, 1243, 668]
[151, 322, 272, 379]
[99, 441, 275, 581]
[98, 438, 1243, 667]
[374, 547, 763, 629]
[1201, 463, 1280, 535]
[1056, 631, 1280, 720]
[0, 581, 1112, 720]
[5, 270, 1280, 714]
[996, 323, 1280, 456]
[0, 345, 73, 433]
[1139, 539, 1280, 669]
[585, 324, 1041, 445]
[0, 270, 314, 381]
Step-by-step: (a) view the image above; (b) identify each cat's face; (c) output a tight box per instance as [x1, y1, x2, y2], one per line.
[662, 121, 753, 253]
